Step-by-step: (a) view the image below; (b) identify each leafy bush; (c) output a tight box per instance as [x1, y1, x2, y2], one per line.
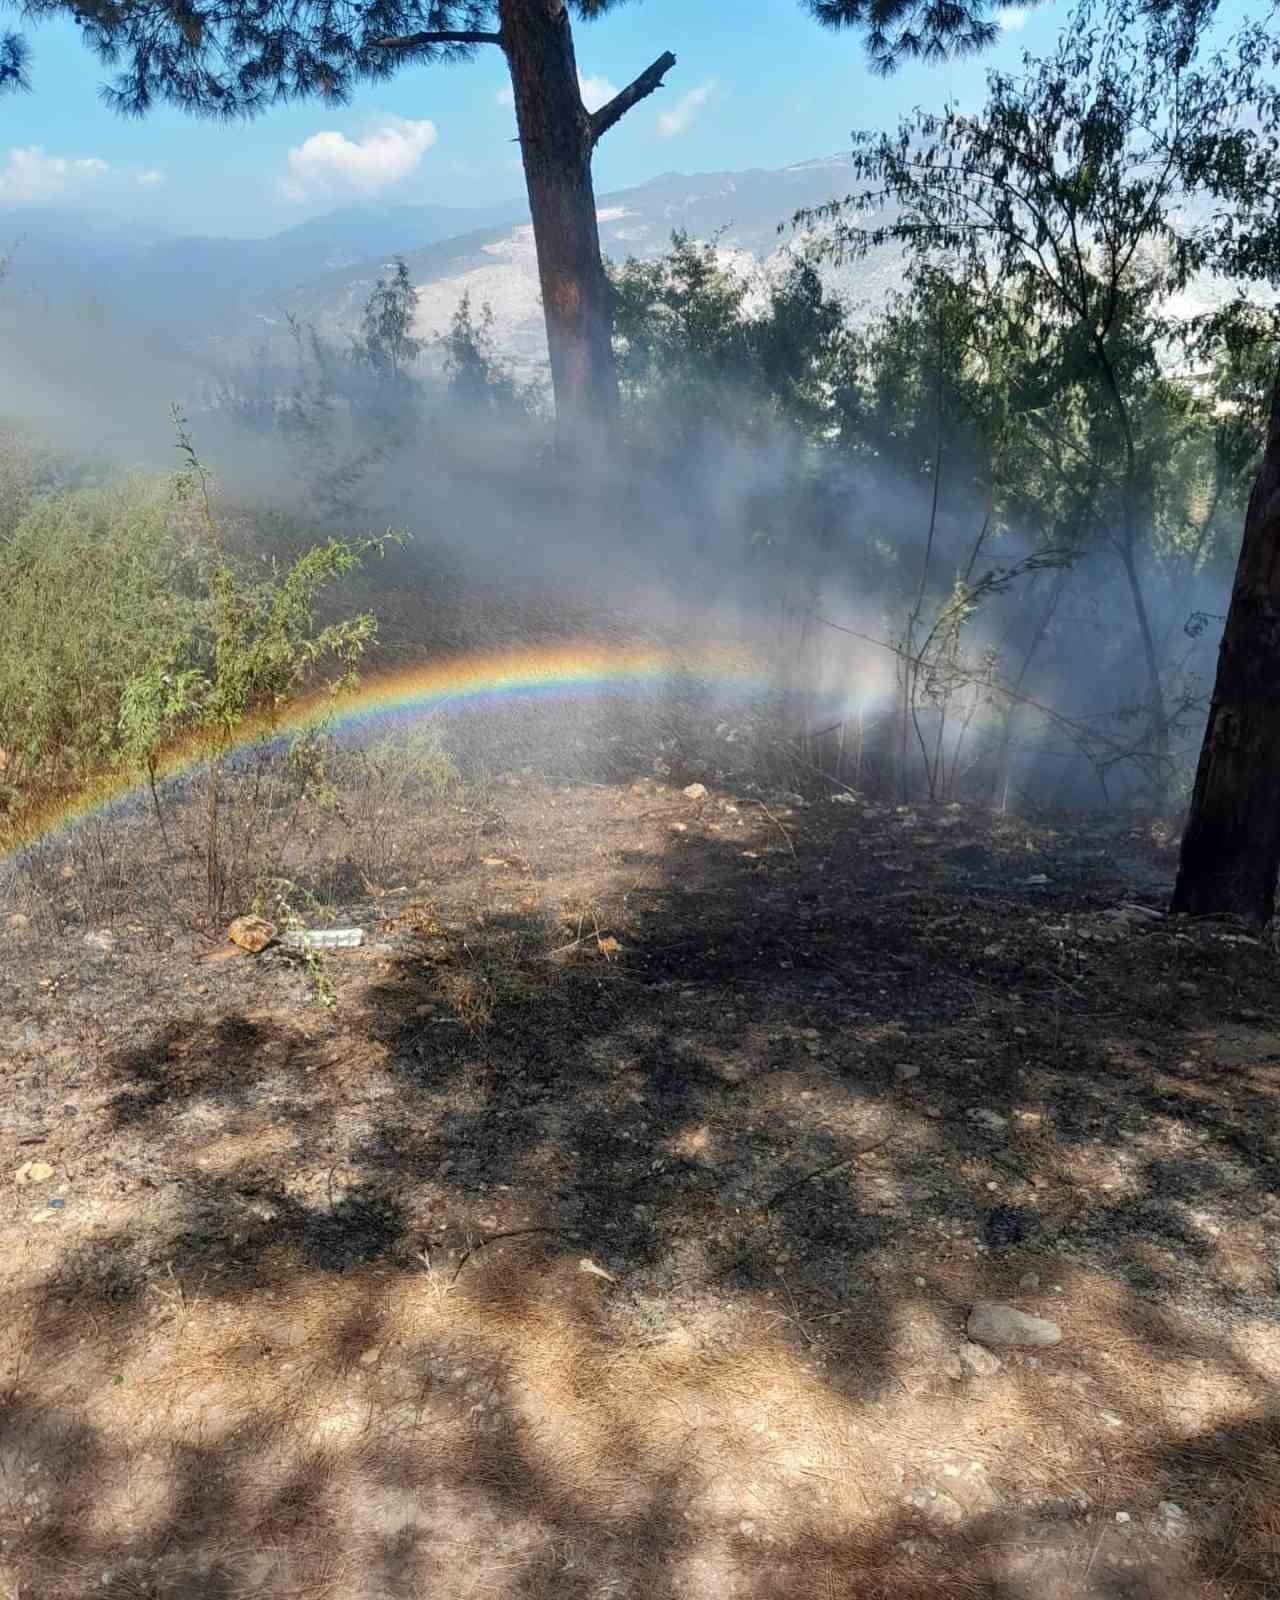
[115, 417, 387, 918]
[0, 475, 204, 806]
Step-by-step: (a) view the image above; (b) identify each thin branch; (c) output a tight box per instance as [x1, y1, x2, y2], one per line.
[590, 50, 677, 143]
[372, 30, 501, 51]
[766, 1135, 896, 1212]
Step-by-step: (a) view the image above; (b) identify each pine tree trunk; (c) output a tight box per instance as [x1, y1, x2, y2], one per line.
[1172, 356, 1280, 924]
[500, 0, 620, 434]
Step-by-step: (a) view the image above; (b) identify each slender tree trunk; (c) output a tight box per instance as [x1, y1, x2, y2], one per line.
[1093, 334, 1170, 794]
[500, 0, 618, 435]
[1172, 356, 1280, 924]
[991, 563, 1070, 811]
[1117, 531, 1170, 791]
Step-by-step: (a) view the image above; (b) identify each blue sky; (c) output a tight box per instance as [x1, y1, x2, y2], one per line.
[0, 0, 1224, 236]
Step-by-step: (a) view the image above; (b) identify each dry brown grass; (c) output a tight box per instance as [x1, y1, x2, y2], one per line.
[5, 777, 1280, 1599]
[2, 1236, 1277, 1599]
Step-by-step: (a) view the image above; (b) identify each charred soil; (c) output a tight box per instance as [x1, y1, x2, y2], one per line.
[2, 778, 1278, 1598]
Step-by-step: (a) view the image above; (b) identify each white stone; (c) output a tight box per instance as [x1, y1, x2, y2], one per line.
[958, 1341, 1002, 1377]
[1152, 1501, 1191, 1539]
[966, 1301, 1062, 1347]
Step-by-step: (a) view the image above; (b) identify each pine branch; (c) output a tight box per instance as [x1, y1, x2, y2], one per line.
[372, 30, 502, 51]
[590, 49, 676, 143]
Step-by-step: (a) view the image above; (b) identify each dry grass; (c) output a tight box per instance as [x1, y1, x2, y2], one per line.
[2, 1234, 1277, 1599]
[3, 773, 1280, 1598]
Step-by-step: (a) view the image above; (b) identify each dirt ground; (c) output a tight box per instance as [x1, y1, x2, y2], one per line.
[2, 772, 1279, 1599]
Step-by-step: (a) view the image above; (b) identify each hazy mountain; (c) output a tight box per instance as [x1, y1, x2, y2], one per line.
[3, 155, 1252, 398]
[0, 195, 528, 329]
[220, 155, 903, 381]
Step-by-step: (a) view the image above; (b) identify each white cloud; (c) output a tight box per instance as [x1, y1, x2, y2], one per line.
[495, 84, 514, 108]
[657, 81, 717, 139]
[1000, 6, 1030, 28]
[579, 73, 619, 113]
[134, 168, 165, 188]
[0, 146, 111, 205]
[278, 116, 438, 202]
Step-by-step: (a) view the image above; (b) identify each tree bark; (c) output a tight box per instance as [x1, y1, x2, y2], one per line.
[376, 6, 675, 436]
[1172, 354, 1280, 924]
[500, 0, 618, 437]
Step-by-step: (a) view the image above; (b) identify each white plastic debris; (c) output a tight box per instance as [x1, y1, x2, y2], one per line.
[282, 928, 365, 951]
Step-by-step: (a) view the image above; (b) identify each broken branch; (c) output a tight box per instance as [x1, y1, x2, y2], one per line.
[590, 50, 677, 143]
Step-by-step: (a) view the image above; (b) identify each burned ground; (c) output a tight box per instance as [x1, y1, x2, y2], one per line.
[1, 777, 1278, 1598]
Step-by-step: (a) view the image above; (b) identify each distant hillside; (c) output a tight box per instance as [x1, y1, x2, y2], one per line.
[2, 156, 1262, 399]
[0, 196, 528, 331]
[223, 156, 907, 383]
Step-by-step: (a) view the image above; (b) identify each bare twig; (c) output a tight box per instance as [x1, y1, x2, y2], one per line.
[766, 1134, 895, 1211]
[750, 799, 797, 857]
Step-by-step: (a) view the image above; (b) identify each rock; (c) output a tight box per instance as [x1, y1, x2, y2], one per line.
[14, 1160, 54, 1186]
[83, 930, 115, 956]
[1114, 1511, 1131, 1524]
[958, 1341, 1003, 1378]
[1152, 1501, 1190, 1539]
[908, 1489, 965, 1526]
[228, 915, 276, 954]
[984, 1206, 1025, 1247]
[682, 782, 708, 800]
[967, 1108, 1008, 1133]
[1105, 903, 1162, 924]
[895, 1063, 921, 1081]
[6, 912, 30, 930]
[942, 1354, 965, 1380]
[967, 1301, 1062, 1347]
[1018, 1271, 1041, 1291]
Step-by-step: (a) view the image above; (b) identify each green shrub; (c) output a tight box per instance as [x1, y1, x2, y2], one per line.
[0, 475, 203, 805]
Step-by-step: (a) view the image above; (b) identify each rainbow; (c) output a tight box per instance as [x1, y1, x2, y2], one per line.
[1, 639, 769, 856]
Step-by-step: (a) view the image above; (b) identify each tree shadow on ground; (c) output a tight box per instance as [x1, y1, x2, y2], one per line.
[4, 785, 1279, 1595]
